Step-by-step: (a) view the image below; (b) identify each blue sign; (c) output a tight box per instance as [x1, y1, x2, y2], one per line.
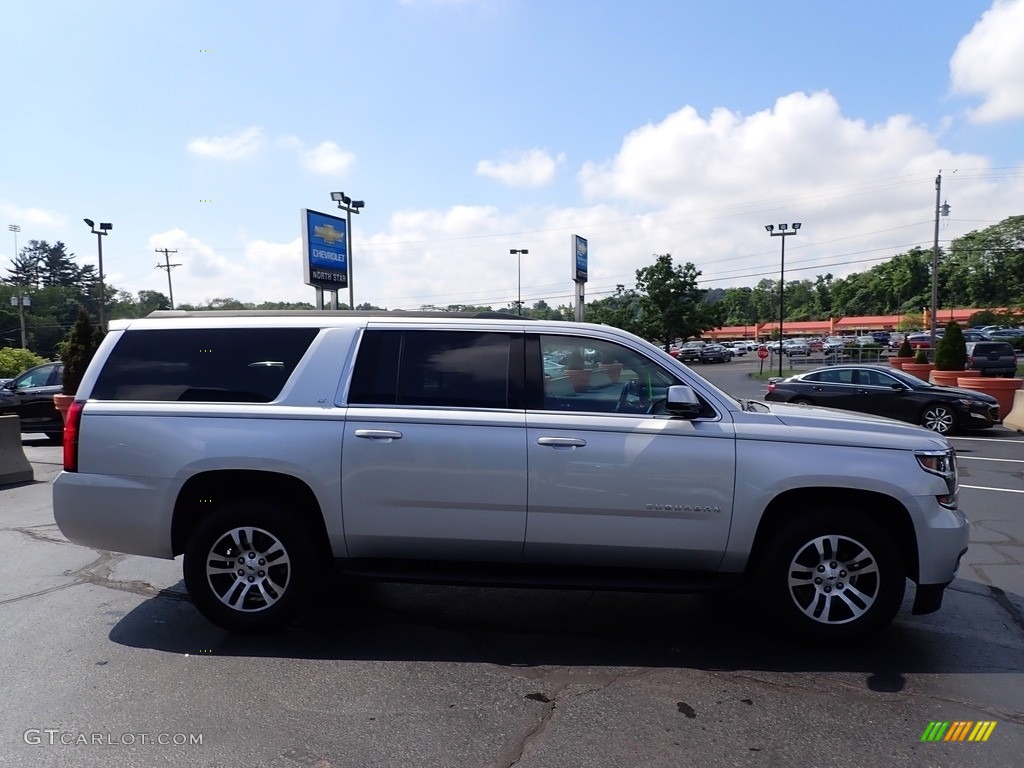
[573, 234, 588, 283]
[302, 209, 348, 288]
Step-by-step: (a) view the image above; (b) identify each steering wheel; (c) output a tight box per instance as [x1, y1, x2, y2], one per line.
[615, 380, 667, 414]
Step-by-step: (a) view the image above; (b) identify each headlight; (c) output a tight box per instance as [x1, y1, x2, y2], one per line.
[916, 448, 958, 508]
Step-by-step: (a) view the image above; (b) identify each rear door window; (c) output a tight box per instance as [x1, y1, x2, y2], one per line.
[91, 328, 319, 402]
[349, 330, 522, 409]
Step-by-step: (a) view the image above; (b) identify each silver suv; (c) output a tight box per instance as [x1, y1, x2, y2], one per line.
[53, 311, 968, 641]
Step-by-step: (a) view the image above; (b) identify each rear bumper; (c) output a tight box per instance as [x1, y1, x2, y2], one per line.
[52, 471, 176, 559]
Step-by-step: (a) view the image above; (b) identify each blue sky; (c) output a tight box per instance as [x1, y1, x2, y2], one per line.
[2, 0, 1023, 311]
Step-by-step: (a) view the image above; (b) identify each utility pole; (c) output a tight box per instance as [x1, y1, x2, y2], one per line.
[154, 248, 181, 309]
[930, 173, 951, 347]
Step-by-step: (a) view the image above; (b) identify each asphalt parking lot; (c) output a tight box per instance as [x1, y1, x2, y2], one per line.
[2, 374, 1022, 768]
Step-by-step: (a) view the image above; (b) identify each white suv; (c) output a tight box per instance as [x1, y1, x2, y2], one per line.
[53, 311, 968, 641]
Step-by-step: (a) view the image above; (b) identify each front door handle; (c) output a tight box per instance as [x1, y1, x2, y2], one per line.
[537, 436, 586, 449]
[354, 429, 403, 442]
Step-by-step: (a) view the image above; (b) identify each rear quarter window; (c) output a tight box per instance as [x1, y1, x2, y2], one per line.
[90, 328, 320, 402]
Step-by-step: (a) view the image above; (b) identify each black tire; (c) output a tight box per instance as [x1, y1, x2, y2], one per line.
[755, 509, 905, 642]
[183, 499, 325, 632]
[920, 403, 957, 435]
[791, 397, 813, 406]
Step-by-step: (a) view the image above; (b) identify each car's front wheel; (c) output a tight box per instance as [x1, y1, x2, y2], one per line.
[921, 404, 957, 435]
[756, 510, 905, 642]
[183, 499, 325, 631]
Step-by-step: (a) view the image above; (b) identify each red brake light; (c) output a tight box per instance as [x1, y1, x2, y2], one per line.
[767, 381, 776, 391]
[63, 401, 84, 472]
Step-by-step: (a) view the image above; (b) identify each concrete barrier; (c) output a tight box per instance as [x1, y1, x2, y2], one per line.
[1003, 389, 1024, 433]
[0, 415, 34, 485]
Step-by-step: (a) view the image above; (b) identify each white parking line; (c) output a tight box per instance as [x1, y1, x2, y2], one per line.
[949, 435, 1024, 443]
[960, 484, 1024, 494]
[957, 456, 1024, 464]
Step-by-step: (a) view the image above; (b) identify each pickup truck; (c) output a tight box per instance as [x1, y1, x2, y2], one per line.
[52, 311, 968, 643]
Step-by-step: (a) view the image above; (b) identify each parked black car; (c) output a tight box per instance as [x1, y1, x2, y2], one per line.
[764, 364, 999, 435]
[699, 343, 732, 363]
[0, 361, 65, 442]
[966, 341, 1018, 377]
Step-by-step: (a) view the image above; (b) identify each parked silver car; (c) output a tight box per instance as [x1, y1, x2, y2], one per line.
[53, 311, 968, 642]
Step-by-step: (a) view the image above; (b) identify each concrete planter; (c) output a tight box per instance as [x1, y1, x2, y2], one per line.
[565, 369, 591, 393]
[956, 377, 1023, 420]
[901, 363, 935, 380]
[930, 369, 972, 387]
[53, 394, 75, 426]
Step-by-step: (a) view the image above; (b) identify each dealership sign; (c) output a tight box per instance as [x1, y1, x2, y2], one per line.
[572, 234, 587, 283]
[302, 209, 348, 289]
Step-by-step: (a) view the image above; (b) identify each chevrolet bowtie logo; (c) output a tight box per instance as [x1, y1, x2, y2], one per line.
[313, 225, 345, 245]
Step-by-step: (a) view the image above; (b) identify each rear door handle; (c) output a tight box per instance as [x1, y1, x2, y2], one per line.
[537, 437, 587, 449]
[354, 429, 403, 442]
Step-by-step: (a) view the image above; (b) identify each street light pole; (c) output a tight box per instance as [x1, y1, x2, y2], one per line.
[84, 219, 112, 329]
[510, 249, 528, 316]
[765, 223, 801, 377]
[330, 192, 365, 310]
[8, 224, 27, 348]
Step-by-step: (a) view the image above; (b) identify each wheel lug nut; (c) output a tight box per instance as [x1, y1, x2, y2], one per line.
[817, 565, 825, 572]
[238, 557, 244, 564]
[824, 586, 832, 593]
[830, 562, 837, 568]
[814, 578, 822, 584]
[258, 571, 265, 577]
[259, 559, 265, 566]
[840, 570, 847, 577]
[837, 582, 844, 589]
[247, 576, 254, 583]
[248, 552, 255, 559]
[237, 569, 244, 576]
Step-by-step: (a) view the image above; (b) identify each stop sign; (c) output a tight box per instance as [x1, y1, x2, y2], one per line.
[757, 346, 769, 359]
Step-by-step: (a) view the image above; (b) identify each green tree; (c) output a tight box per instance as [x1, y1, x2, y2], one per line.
[0, 347, 48, 377]
[634, 254, 722, 348]
[59, 306, 103, 395]
[934, 321, 967, 371]
[586, 285, 645, 336]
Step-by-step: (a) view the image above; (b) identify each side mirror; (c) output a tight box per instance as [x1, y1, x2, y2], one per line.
[665, 385, 702, 418]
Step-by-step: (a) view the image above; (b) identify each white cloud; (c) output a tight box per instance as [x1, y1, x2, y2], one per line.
[277, 135, 356, 177]
[298, 141, 356, 177]
[476, 149, 565, 187]
[579, 92, 946, 206]
[186, 126, 266, 160]
[950, 0, 1024, 123]
[0, 202, 63, 228]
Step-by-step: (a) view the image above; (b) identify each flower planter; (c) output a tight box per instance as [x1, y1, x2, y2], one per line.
[930, 369, 968, 387]
[53, 394, 75, 426]
[901, 363, 935, 380]
[565, 369, 591, 393]
[889, 356, 915, 370]
[600, 362, 623, 384]
[956, 376, 1023, 420]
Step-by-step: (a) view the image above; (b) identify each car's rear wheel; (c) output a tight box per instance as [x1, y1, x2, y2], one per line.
[183, 499, 325, 632]
[756, 510, 905, 642]
[791, 397, 813, 405]
[921, 404, 957, 435]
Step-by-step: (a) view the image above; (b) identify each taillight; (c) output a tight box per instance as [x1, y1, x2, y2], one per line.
[63, 401, 84, 472]
[767, 381, 776, 391]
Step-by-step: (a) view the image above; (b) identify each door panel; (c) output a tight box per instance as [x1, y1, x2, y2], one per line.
[525, 414, 735, 570]
[342, 409, 527, 561]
